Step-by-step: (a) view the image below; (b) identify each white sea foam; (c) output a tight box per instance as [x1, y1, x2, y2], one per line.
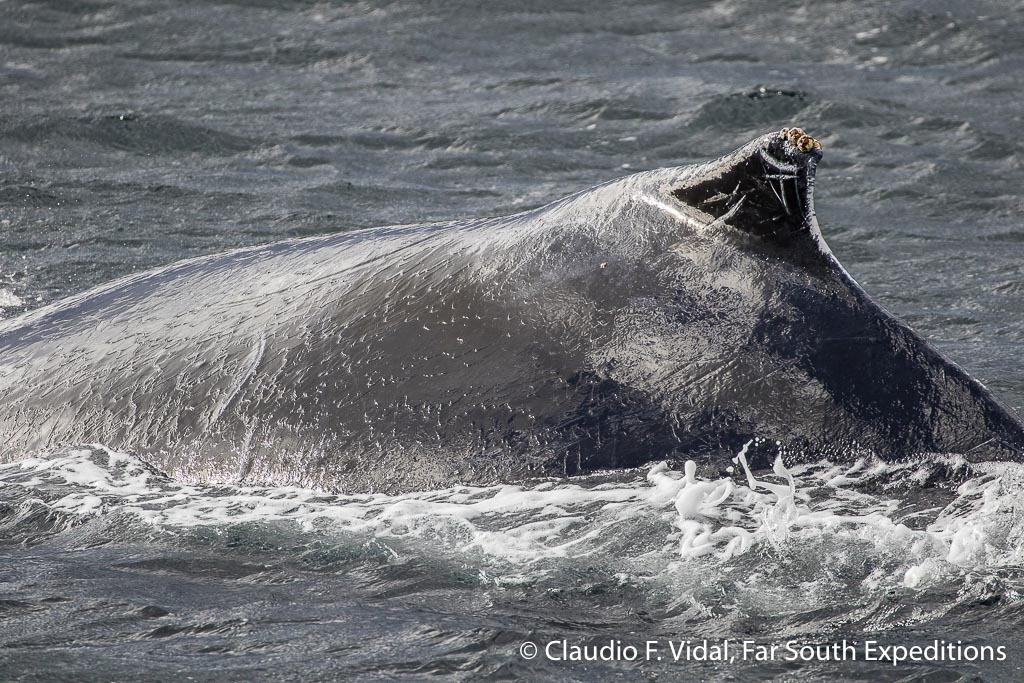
[2, 442, 1022, 594]
[0, 289, 24, 309]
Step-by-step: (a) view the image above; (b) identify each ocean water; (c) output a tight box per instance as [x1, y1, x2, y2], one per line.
[2, 0, 1024, 680]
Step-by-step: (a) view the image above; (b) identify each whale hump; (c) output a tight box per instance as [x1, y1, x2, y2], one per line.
[1, 126, 1022, 492]
[673, 127, 823, 244]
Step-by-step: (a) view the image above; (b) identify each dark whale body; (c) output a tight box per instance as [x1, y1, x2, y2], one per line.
[1, 128, 1022, 492]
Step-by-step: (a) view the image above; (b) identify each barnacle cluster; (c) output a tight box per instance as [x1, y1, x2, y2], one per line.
[779, 127, 822, 153]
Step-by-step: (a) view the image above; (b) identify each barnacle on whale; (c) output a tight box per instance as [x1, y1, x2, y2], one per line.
[780, 126, 822, 152]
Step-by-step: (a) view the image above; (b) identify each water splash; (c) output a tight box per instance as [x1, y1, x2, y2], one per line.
[2, 443, 1022, 591]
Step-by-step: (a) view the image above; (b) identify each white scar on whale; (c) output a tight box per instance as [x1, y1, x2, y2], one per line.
[636, 194, 706, 232]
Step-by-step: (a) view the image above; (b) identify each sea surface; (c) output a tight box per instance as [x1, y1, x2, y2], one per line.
[2, 0, 1024, 681]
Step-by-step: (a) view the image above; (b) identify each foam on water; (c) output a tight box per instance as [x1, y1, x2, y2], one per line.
[0, 289, 24, 311]
[2, 441, 1023, 598]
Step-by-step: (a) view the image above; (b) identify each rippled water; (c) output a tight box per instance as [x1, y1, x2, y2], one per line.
[3, 448, 1024, 681]
[2, 0, 1024, 680]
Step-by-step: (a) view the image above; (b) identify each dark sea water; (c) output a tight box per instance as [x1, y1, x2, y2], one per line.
[2, 1, 1024, 681]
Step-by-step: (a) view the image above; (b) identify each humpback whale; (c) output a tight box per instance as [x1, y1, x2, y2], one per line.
[1, 128, 1021, 492]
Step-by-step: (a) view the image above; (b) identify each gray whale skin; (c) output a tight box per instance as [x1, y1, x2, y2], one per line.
[1, 128, 1022, 492]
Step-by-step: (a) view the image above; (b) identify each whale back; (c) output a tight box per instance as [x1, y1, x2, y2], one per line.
[1, 128, 1022, 491]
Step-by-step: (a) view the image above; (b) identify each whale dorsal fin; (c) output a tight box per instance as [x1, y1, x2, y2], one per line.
[672, 128, 823, 244]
